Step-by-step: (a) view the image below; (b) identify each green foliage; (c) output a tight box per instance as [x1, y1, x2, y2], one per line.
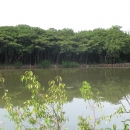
[13, 61, 23, 68]
[62, 61, 79, 68]
[0, 25, 130, 65]
[78, 82, 107, 129]
[2, 71, 67, 130]
[80, 81, 93, 100]
[78, 79, 130, 130]
[38, 60, 50, 68]
[78, 116, 92, 130]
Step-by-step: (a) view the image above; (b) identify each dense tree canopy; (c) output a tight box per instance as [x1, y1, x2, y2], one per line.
[0, 25, 130, 65]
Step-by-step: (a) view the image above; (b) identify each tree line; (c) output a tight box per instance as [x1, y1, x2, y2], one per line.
[0, 24, 130, 65]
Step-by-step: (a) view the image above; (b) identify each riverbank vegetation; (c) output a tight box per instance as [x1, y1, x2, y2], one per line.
[0, 25, 130, 66]
[0, 71, 130, 129]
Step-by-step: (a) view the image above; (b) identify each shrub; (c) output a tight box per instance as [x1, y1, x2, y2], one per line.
[38, 60, 50, 68]
[14, 61, 23, 68]
[1, 71, 67, 130]
[62, 61, 79, 68]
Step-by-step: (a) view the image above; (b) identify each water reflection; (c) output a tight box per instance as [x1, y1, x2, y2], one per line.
[63, 98, 130, 130]
[0, 68, 130, 129]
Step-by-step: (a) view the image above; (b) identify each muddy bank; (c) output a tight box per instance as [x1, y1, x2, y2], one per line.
[0, 63, 130, 69]
[82, 63, 130, 68]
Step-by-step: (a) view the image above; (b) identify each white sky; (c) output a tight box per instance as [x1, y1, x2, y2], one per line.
[0, 0, 130, 32]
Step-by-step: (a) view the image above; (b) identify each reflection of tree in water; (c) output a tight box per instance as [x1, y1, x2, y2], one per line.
[64, 68, 130, 104]
[0, 68, 130, 107]
[89, 68, 130, 104]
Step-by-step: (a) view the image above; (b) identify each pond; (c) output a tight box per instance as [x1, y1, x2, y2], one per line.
[0, 68, 130, 129]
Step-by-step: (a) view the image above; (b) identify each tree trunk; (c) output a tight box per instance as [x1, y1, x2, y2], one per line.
[9, 55, 12, 64]
[56, 53, 60, 63]
[86, 54, 88, 64]
[30, 54, 31, 65]
[5, 52, 8, 64]
[105, 54, 108, 64]
[79, 54, 82, 64]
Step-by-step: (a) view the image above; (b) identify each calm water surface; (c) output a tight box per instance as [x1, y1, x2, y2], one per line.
[0, 68, 130, 129]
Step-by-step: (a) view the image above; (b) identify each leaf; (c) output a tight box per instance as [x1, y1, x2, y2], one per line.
[122, 119, 130, 122]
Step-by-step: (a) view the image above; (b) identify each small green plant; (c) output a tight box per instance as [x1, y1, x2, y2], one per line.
[78, 81, 109, 130]
[78, 116, 92, 130]
[2, 71, 67, 130]
[62, 61, 79, 68]
[13, 61, 23, 68]
[78, 81, 130, 130]
[38, 60, 50, 68]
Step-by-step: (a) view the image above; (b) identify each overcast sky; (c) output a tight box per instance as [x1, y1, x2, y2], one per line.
[0, 0, 130, 32]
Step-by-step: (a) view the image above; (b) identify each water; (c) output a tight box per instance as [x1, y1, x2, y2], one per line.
[0, 68, 130, 129]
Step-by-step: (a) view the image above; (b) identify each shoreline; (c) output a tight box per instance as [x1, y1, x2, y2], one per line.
[0, 63, 130, 69]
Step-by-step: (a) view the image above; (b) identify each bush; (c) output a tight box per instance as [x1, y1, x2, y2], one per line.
[14, 61, 23, 68]
[2, 71, 67, 130]
[62, 61, 79, 68]
[38, 60, 50, 68]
